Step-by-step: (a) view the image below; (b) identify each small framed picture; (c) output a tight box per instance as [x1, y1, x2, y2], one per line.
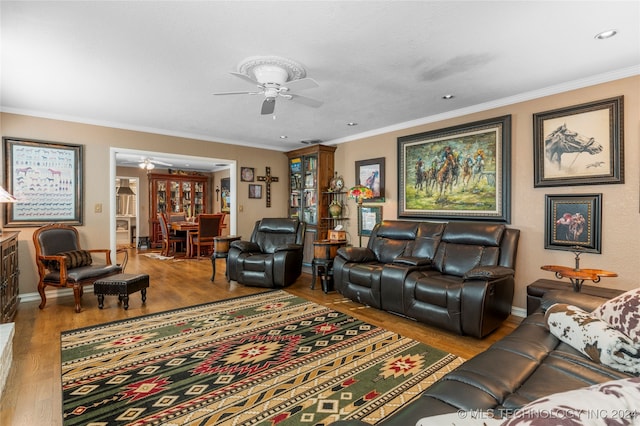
[248, 184, 262, 199]
[355, 157, 385, 202]
[241, 167, 255, 182]
[545, 193, 602, 253]
[358, 206, 382, 236]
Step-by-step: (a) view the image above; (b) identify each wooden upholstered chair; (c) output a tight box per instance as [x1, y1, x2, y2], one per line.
[189, 213, 223, 257]
[33, 223, 122, 313]
[158, 213, 186, 256]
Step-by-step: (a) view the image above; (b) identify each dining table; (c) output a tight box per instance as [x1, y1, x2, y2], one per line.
[171, 221, 198, 257]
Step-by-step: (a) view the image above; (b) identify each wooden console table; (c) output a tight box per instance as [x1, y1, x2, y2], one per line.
[540, 264, 617, 292]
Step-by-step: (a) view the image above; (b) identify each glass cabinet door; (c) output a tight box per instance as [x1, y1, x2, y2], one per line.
[193, 181, 204, 215]
[169, 181, 180, 213]
[182, 181, 192, 216]
[303, 154, 318, 225]
[289, 157, 302, 220]
[156, 180, 167, 214]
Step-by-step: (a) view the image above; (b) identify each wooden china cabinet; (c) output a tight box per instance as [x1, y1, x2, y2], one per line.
[286, 144, 336, 268]
[148, 173, 209, 248]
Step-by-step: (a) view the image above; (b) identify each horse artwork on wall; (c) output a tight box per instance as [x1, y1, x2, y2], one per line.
[533, 97, 624, 187]
[397, 115, 512, 223]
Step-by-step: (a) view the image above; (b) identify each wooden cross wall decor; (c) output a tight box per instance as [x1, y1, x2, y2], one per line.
[257, 166, 279, 207]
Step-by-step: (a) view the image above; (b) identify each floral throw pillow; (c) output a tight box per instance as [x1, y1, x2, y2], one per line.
[545, 303, 640, 374]
[593, 288, 640, 344]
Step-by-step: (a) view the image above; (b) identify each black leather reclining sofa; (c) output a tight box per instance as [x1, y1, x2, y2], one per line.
[333, 220, 520, 338]
[330, 289, 632, 426]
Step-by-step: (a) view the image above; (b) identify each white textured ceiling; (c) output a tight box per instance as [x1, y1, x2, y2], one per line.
[2, 1, 639, 166]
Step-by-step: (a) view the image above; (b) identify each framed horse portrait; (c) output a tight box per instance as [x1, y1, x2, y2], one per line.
[544, 193, 602, 253]
[397, 115, 511, 222]
[533, 96, 624, 187]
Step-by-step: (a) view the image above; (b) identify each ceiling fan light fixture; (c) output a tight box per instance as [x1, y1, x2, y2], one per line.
[139, 161, 155, 170]
[238, 56, 307, 84]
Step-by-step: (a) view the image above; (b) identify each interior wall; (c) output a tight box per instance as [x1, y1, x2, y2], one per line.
[334, 75, 640, 310]
[2, 75, 637, 310]
[0, 114, 288, 296]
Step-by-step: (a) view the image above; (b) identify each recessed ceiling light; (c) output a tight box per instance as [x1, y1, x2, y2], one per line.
[442, 94, 455, 100]
[347, 122, 358, 126]
[594, 29, 617, 40]
[280, 135, 288, 139]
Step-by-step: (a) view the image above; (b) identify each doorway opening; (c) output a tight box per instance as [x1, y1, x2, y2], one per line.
[110, 148, 237, 254]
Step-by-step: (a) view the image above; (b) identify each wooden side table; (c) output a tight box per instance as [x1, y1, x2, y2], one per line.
[211, 235, 241, 281]
[312, 239, 347, 293]
[540, 264, 617, 292]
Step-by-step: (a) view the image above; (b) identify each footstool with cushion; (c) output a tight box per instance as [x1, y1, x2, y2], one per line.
[93, 273, 149, 310]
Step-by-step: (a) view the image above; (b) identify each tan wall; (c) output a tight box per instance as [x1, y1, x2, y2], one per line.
[2, 75, 638, 310]
[334, 75, 640, 310]
[1, 114, 288, 296]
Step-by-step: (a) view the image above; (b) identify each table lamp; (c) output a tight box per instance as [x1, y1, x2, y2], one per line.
[348, 185, 374, 247]
[0, 186, 17, 234]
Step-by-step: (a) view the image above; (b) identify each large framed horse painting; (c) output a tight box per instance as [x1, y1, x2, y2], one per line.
[533, 96, 624, 187]
[397, 115, 511, 223]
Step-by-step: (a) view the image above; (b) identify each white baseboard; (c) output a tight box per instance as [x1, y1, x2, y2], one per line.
[511, 306, 526, 318]
[19, 286, 94, 304]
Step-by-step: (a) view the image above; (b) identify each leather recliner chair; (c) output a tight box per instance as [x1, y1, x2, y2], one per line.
[227, 218, 305, 288]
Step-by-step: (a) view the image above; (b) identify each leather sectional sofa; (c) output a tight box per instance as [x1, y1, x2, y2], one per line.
[333, 220, 520, 338]
[330, 289, 633, 426]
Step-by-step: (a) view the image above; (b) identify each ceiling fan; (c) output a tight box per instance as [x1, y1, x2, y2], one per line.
[213, 56, 323, 115]
[118, 157, 172, 170]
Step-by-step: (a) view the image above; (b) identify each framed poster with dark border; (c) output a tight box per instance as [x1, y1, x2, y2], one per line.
[544, 193, 602, 253]
[533, 96, 623, 187]
[3, 137, 83, 226]
[398, 115, 511, 222]
[358, 205, 382, 236]
[248, 184, 262, 199]
[355, 157, 385, 202]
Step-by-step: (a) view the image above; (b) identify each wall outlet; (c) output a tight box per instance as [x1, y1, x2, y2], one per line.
[94, 203, 103, 213]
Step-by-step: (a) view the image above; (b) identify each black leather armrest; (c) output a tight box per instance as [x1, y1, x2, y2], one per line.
[336, 246, 377, 262]
[541, 290, 610, 313]
[230, 240, 260, 252]
[463, 265, 514, 281]
[275, 243, 303, 252]
[393, 256, 432, 266]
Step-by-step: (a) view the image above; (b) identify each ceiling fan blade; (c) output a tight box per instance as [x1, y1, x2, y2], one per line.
[151, 159, 172, 166]
[289, 93, 323, 108]
[230, 71, 260, 86]
[284, 77, 319, 91]
[261, 98, 276, 115]
[213, 90, 262, 96]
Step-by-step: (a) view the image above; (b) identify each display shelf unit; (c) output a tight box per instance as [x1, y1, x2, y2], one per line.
[148, 173, 209, 248]
[286, 144, 336, 268]
[0, 232, 19, 323]
[322, 191, 349, 234]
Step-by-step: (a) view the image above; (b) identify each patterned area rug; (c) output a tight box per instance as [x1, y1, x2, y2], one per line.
[61, 291, 464, 425]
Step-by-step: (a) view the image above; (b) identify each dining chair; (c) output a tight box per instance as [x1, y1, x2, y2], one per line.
[158, 213, 186, 256]
[189, 213, 224, 258]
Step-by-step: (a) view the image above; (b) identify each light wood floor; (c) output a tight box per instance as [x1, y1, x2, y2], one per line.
[0, 248, 520, 426]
